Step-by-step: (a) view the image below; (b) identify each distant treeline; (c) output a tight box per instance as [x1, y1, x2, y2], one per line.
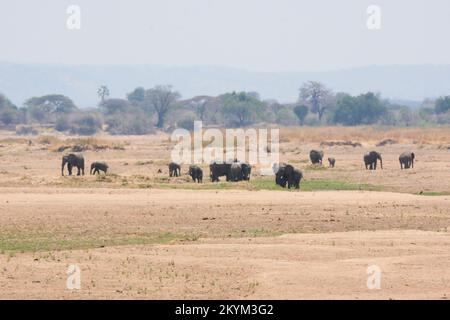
[1, 81, 450, 135]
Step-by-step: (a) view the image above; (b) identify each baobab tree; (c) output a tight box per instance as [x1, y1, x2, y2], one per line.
[145, 85, 181, 128]
[299, 81, 331, 122]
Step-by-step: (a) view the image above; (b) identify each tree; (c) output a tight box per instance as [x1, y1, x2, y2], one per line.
[293, 105, 309, 125]
[299, 81, 331, 122]
[179, 95, 221, 125]
[145, 85, 181, 128]
[193, 99, 207, 121]
[0, 94, 16, 110]
[105, 111, 153, 135]
[220, 91, 265, 127]
[275, 107, 297, 126]
[97, 85, 110, 102]
[24, 94, 77, 123]
[332, 92, 387, 125]
[127, 87, 146, 106]
[25, 94, 77, 114]
[99, 99, 131, 115]
[398, 107, 418, 127]
[435, 96, 450, 114]
[0, 94, 18, 125]
[0, 108, 18, 125]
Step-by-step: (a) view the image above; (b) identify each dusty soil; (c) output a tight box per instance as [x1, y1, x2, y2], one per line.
[0, 128, 449, 299]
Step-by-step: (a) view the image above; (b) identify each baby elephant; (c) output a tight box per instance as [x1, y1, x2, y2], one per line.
[328, 157, 336, 168]
[90, 162, 109, 175]
[189, 165, 203, 183]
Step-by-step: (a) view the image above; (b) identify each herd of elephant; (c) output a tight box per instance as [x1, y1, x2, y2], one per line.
[168, 161, 252, 184]
[309, 149, 415, 170]
[61, 149, 416, 189]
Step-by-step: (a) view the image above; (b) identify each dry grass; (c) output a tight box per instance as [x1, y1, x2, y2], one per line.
[36, 135, 61, 145]
[280, 126, 450, 145]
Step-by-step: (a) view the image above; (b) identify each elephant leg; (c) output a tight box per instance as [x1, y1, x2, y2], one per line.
[77, 166, 81, 176]
[68, 164, 73, 176]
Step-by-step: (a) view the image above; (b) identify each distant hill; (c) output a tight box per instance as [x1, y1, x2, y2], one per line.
[0, 63, 449, 108]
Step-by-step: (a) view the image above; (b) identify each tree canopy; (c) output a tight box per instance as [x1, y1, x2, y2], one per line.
[332, 92, 387, 125]
[220, 91, 265, 127]
[435, 96, 450, 114]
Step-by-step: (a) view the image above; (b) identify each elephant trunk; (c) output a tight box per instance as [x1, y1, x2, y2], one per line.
[379, 157, 383, 169]
[61, 158, 67, 176]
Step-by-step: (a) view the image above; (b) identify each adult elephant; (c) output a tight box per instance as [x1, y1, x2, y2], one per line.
[275, 165, 287, 188]
[62, 153, 85, 176]
[399, 151, 415, 169]
[230, 163, 242, 181]
[241, 163, 252, 181]
[309, 150, 324, 165]
[274, 163, 290, 187]
[189, 165, 203, 183]
[289, 168, 303, 189]
[168, 162, 180, 177]
[209, 161, 231, 182]
[364, 151, 383, 170]
[275, 164, 302, 189]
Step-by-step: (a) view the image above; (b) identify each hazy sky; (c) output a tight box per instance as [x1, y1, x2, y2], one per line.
[0, 0, 449, 72]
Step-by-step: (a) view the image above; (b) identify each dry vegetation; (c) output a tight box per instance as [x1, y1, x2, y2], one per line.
[280, 126, 450, 146]
[0, 126, 449, 299]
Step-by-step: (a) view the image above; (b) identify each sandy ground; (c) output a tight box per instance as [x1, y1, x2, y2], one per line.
[0, 130, 449, 299]
[0, 188, 449, 299]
